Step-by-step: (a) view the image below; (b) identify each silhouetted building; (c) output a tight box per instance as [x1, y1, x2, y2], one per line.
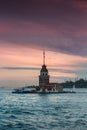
[39, 51, 49, 88]
[38, 50, 63, 92]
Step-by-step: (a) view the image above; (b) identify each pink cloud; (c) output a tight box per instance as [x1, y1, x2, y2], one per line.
[0, 21, 57, 36]
[74, 0, 87, 12]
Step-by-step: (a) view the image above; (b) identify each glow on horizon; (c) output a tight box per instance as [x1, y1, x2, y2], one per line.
[0, 43, 87, 87]
[0, 1, 87, 88]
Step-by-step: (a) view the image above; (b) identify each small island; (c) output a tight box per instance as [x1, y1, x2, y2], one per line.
[12, 51, 76, 94]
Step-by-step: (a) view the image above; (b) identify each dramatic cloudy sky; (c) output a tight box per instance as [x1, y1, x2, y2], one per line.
[0, 0, 87, 87]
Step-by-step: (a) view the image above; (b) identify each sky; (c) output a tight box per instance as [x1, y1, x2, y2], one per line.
[0, 0, 87, 88]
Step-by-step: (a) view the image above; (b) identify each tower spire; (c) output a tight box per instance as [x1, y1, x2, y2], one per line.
[43, 50, 45, 65]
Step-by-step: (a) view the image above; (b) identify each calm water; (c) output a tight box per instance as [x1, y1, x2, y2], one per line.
[0, 88, 87, 130]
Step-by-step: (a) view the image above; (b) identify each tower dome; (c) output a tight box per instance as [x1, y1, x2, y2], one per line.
[41, 65, 48, 72]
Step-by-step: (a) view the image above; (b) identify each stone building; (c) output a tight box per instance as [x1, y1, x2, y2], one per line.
[38, 51, 63, 92]
[39, 64, 49, 87]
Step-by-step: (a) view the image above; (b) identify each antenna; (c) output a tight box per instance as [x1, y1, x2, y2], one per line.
[43, 50, 45, 65]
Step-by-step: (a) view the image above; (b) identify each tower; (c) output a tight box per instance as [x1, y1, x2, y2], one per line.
[39, 50, 50, 87]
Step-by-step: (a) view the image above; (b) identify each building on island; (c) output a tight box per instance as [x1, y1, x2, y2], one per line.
[37, 51, 63, 92]
[12, 50, 63, 94]
[39, 51, 49, 88]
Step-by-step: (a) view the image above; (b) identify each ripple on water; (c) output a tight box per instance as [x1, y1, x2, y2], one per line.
[0, 89, 87, 130]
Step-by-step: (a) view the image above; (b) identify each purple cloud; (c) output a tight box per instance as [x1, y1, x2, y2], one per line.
[0, 0, 87, 56]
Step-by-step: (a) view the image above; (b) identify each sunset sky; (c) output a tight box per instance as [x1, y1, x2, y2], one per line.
[0, 0, 87, 88]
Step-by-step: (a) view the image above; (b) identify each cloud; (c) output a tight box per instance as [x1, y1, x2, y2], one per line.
[1, 67, 40, 70]
[0, 0, 87, 57]
[1, 0, 87, 87]
[0, 64, 86, 74]
[74, 0, 87, 12]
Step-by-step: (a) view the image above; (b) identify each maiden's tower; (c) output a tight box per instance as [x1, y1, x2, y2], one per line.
[38, 51, 63, 92]
[39, 51, 49, 88]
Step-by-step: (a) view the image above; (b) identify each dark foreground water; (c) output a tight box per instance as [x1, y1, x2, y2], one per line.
[0, 88, 87, 130]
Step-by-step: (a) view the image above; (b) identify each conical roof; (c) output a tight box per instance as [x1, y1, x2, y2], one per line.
[41, 64, 48, 72]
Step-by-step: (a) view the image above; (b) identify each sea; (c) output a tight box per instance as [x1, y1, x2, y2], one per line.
[0, 88, 87, 130]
